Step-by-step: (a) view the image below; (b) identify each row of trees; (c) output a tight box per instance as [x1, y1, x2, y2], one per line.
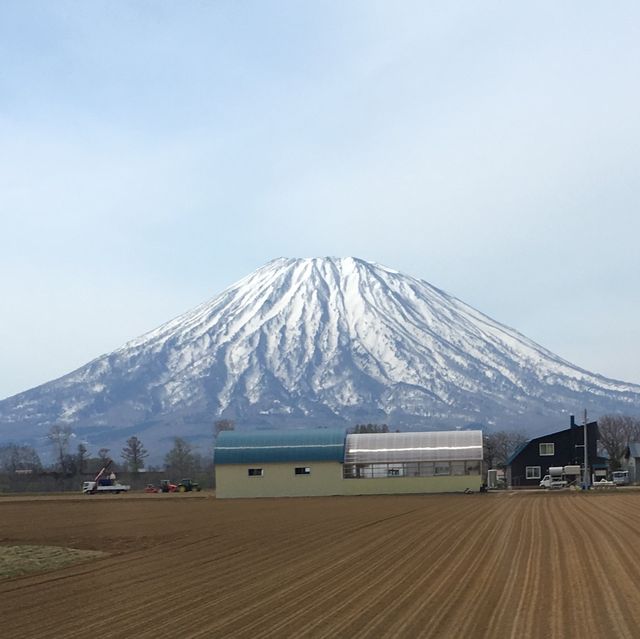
[352, 424, 390, 433]
[0, 443, 43, 473]
[43, 425, 152, 475]
[1, 419, 240, 476]
[3, 415, 639, 476]
[1, 428, 222, 479]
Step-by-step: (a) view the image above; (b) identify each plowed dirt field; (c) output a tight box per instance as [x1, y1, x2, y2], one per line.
[2, 490, 640, 638]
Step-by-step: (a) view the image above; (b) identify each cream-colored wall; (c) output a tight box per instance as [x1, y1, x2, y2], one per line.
[216, 461, 345, 498]
[340, 474, 481, 496]
[216, 462, 482, 498]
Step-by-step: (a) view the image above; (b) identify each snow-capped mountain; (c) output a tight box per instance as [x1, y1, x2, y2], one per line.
[2, 257, 639, 453]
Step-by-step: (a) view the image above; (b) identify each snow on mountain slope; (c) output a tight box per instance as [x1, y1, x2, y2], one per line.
[1, 257, 639, 452]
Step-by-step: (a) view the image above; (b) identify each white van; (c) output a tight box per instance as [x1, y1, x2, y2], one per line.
[539, 475, 568, 489]
[612, 470, 629, 486]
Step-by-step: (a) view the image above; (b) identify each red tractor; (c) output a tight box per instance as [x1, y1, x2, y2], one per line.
[159, 479, 178, 493]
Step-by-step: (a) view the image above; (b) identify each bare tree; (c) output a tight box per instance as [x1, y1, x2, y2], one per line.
[214, 419, 235, 438]
[598, 415, 640, 470]
[76, 443, 89, 474]
[0, 444, 42, 472]
[121, 436, 148, 474]
[633, 418, 640, 442]
[353, 424, 389, 434]
[47, 425, 73, 473]
[97, 448, 111, 464]
[484, 431, 528, 469]
[165, 437, 198, 478]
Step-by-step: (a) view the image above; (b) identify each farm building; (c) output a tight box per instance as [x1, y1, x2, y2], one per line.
[214, 429, 346, 498]
[215, 429, 483, 498]
[506, 415, 605, 488]
[622, 443, 640, 483]
[342, 431, 483, 494]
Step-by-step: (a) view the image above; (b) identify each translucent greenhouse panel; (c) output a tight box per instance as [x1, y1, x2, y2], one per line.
[345, 431, 483, 464]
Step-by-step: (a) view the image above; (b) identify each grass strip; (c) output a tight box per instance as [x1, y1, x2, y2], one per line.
[0, 545, 108, 579]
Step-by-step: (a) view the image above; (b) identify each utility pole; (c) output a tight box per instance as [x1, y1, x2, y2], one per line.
[583, 408, 590, 489]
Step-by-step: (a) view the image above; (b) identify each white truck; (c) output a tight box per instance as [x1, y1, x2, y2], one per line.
[539, 475, 568, 489]
[539, 466, 573, 489]
[82, 480, 130, 494]
[81, 458, 130, 494]
[612, 470, 629, 486]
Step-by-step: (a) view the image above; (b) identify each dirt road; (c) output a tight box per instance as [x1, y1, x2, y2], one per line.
[1, 491, 640, 638]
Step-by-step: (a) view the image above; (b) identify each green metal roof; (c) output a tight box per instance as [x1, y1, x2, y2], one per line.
[215, 429, 346, 464]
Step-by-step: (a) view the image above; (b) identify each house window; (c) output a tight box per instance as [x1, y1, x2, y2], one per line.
[248, 468, 263, 477]
[526, 466, 541, 480]
[539, 443, 555, 456]
[294, 467, 311, 475]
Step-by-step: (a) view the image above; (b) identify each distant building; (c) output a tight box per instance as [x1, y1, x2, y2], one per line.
[623, 443, 640, 483]
[506, 415, 604, 488]
[215, 429, 483, 498]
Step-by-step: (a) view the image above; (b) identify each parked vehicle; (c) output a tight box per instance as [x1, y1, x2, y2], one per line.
[82, 459, 130, 494]
[177, 478, 201, 492]
[539, 475, 568, 489]
[539, 464, 583, 489]
[82, 480, 130, 494]
[160, 479, 178, 493]
[144, 483, 160, 493]
[612, 470, 629, 486]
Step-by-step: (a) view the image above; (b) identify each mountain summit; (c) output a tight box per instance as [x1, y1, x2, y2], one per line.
[2, 257, 639, 452]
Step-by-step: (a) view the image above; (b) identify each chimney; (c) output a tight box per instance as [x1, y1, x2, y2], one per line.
[570, 414, 576, 428]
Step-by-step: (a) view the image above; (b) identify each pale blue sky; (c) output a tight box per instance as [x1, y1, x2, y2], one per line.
[2, 1, 640, 399]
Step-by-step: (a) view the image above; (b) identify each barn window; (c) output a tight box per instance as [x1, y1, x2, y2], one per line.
[405, 462, 420, 476]
[539, 443, 555, 456]
[526, 466, 541, 480]
[420, 462, 435, 476]
[248, 468, 263, 477]
[295, 467, 311, 475]
[451, 461, 465, 476]
[465, 461, 480, 475]
[434, 463, 450, 476]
